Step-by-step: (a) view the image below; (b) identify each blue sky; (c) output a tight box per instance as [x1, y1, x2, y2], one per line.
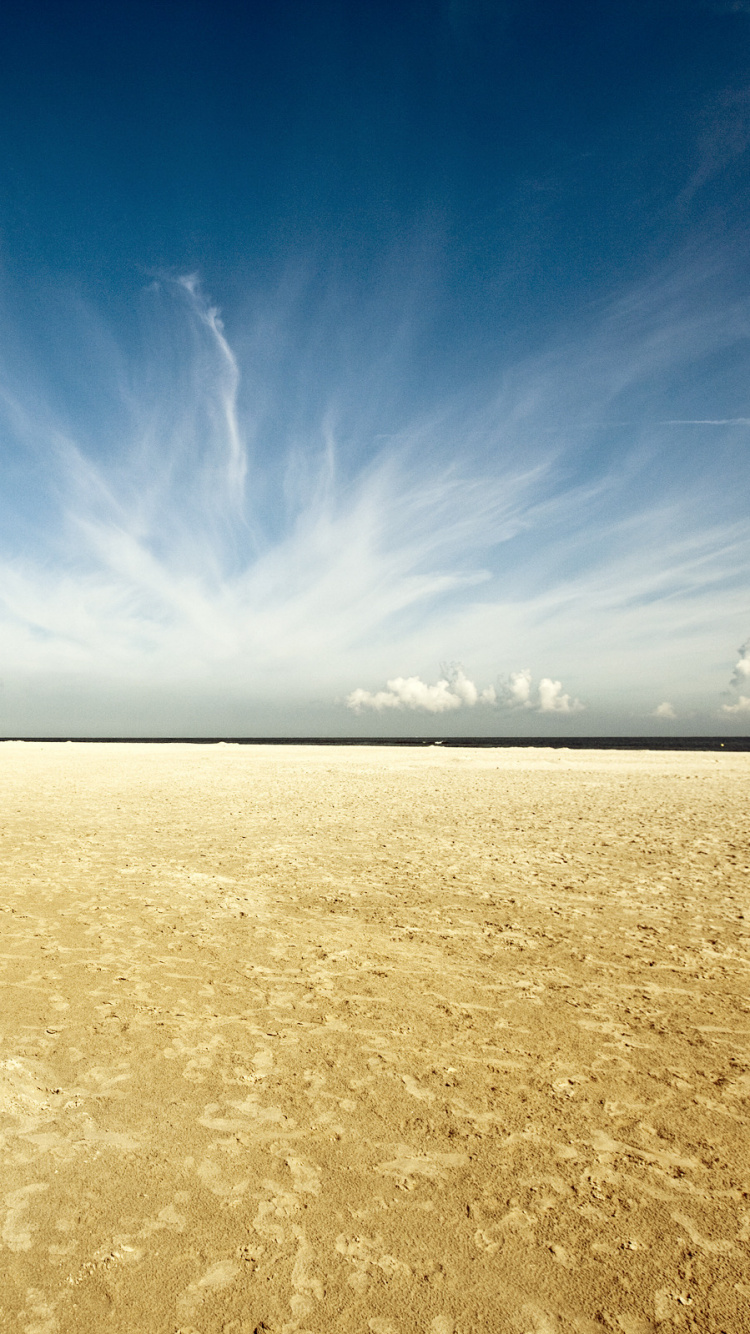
[0, 0, 749, 735]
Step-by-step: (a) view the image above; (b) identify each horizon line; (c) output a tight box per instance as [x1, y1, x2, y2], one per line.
[0, 736, 747, 751]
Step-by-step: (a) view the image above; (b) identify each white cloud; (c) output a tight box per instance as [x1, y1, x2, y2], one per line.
[730, 638, 750, 688]
[346, 667, 582, 715]
[346, 668, 496, 714]
[720, 637, 750, 713]
[652, 701, 677, 719]
[722, 694, 750, 714]
[537, 678, 584, 714]
[679, 86, 750, 204]
[500, 668, 533, 708]
[0, 260, 748, 732]
[493, 668, 582, 712]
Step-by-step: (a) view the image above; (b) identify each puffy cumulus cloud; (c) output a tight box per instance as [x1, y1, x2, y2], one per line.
[730, 639, 750, 689]
[501, 669, 533, 708]
[722, 694, 750, 714]
[652, 701, 677, 719]
[347, 667, 583, 715]
[495, 669, 582, 713]
[537, 678, 585, 714]
[721, 636, 750, 713]
[346, 668, 496, 715]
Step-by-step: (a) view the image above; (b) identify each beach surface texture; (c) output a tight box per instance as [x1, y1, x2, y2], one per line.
[0, 742, 748, 1334]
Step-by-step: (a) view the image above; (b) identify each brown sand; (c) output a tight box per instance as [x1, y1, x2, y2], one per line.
[0, 743, 748, 1334]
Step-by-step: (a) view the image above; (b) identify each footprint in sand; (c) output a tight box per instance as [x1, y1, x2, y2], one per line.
[518, 1305, 561, 1333]
[615, 1316, 655, 1334]
[335, 1232, 412, 1293]
[374, 1145, 468, 1190]
[548, 1243, 576, 1269]
[671, 1210, 734, 1254]
[164, 1034, 224, 1083]
[0, 1059, 53, 1134]
[430, 1319, 454, 1334]
[19, 1285, 59, 1334]
[473, 1206, 536, 1255]
[288, 1225, 324, 1320]
[137, 1198, 188, 1238]
[195, 1155, 250, 1199]
[236, 1150, 324, 1324]
[284, 1154, 321, 1195]
[176, 1258, 241, 1320]
[400, 1073, 436, 1102]
[252, 1046, 275, 1080]
[2, 1183, 49, 1252]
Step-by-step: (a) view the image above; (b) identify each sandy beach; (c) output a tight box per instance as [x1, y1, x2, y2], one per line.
[0, 742, 748, 1334]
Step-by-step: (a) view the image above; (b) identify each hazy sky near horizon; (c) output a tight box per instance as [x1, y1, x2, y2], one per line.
[1, 0, 749, 735]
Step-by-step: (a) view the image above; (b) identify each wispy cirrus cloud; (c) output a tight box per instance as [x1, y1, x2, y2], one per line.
[678, 84, 750, 206]
[0, 256, 747, 733]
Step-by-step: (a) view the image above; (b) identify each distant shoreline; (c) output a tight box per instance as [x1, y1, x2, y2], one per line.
[1, 735, 748, 751]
